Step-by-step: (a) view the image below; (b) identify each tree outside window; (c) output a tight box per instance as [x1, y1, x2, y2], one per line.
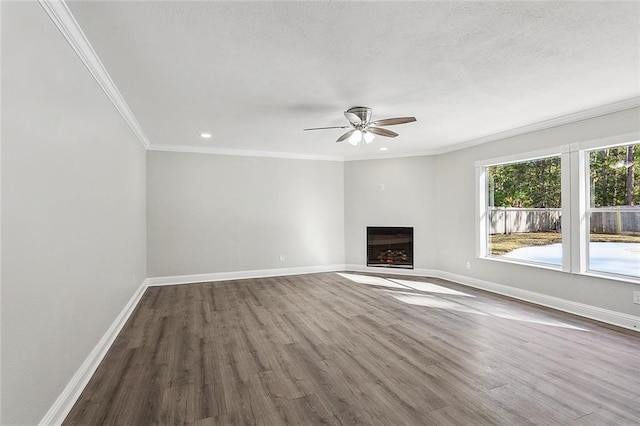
[486, 156, 562, 266]
[587, 142, 640, 278]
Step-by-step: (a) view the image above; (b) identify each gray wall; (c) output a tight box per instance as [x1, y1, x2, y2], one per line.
[435, 108, 640, 316]
[342, 109, 639, 318]
[344, 156, 437, 269]
[147, 151, 344, 276]
[1, 3, 147, 424]
[1, 3, 638, 424]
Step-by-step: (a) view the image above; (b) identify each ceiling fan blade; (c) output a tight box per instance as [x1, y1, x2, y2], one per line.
[336, 129, 357, 143]
[303, 125, 351, 131]
[370, 117, 417, 127]
[367, 127, 399, 138]
[344, 111, 362, 126]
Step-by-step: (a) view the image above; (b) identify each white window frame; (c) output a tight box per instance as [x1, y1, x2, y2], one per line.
[583, 139, 640, 280]
[476, 131, 640, 284]
[476, 147, 568, 271]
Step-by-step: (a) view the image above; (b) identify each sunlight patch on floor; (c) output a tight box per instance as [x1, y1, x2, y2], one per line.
[336, 273, 410, 289]
[337, 273, 590, 332]
[337, 273, 471, 297]
[384, 291, 486, 315]
[385, 288, 589, 331]
[388, 279, 473, 297]
[489, 311, 588, 331]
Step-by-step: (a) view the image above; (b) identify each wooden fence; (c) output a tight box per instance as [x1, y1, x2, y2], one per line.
[489, 208, 560, 235]
[590, 210, 640, 234]
[489, 208, 640, 235]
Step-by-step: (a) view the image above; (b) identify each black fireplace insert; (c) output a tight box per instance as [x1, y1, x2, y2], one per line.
[367, 227, 414, 269]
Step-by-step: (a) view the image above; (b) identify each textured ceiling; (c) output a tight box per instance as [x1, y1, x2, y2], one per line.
[67, 1, 640, 159]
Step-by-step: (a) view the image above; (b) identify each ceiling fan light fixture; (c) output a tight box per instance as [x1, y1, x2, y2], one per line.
[363, 131, 375, 144]
[348, 129, 362, 146]
[303, 106, 416, 147]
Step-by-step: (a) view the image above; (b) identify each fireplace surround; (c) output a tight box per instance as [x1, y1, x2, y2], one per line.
[367, 227, 414, 269]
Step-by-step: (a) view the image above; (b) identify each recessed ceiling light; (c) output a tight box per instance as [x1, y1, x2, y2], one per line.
[380, 147, 388, 151]
[200, 132, 212, 138]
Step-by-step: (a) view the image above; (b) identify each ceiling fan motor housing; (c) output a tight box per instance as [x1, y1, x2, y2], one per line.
[347, 106, 372, 125]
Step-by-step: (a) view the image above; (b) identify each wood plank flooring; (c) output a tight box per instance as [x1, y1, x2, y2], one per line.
[64, 272, 640, 425]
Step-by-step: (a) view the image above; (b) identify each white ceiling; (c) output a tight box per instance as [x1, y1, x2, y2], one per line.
[66, 1, 640, 160]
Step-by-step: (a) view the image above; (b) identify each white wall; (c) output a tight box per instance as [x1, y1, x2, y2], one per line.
[147, 151, 344, 277]
[344, 156, 437, 269]
[435, 108, 640, 317]
[1, 3, 147, 424]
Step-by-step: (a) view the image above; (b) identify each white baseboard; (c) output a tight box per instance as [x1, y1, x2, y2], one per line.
[146, 264, 346, 286]
[345, 264, 439, 278]
[39, 279, 149, 426]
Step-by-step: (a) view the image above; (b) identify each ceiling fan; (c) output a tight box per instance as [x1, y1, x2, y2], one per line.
[304, 106, 416, 145]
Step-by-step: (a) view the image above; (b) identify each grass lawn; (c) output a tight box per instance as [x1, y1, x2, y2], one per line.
[490, 232, 640, 255]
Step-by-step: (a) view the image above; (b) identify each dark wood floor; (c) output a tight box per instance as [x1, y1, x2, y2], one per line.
[64, 272, 640, 425]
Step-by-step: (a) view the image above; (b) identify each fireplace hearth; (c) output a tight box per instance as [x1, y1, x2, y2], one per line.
[367, 227, 414, 269]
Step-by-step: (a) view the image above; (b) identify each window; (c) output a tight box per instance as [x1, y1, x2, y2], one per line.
[485, 155, 563, 267]
[587, 142, 640, 278]
[477, 140, 640, 282]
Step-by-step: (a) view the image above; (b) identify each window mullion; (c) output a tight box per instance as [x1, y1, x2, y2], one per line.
[570, 148, 588, 274]
[561, 148, 572, 272]
[476, 164, 487, 258]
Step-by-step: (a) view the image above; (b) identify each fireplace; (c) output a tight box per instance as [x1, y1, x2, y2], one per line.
[367, 227, 414, 269]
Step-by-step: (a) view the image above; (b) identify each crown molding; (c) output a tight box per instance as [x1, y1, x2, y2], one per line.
[147, 144, 344, 162]
[343, 149, 440, 162]
[35, 0, 639, 161]
[151, 97, 639, 162]
[38, 0, 151, 149]
[426, 96, 640, 156]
